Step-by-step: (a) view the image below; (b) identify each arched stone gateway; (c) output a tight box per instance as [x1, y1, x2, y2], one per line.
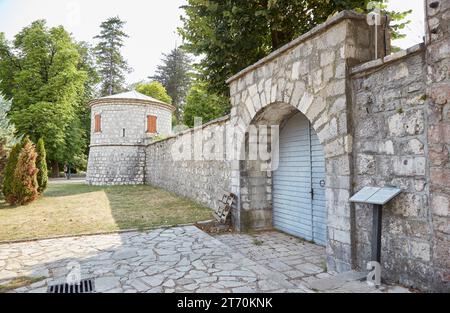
[142, 6, 448, 291]
[226, 11, 389, 272]
[240, 105, 327, 245]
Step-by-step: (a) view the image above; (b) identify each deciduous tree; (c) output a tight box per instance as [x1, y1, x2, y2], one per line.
[0, 21, 88, 177]
[136, 81, 172, 104]
[179, 0, 410, 96]
[76, 41, 100, 157]
[183, 84, 230, 128]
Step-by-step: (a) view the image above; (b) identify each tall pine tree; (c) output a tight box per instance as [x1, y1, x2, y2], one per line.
[150, 47, 193, 121]
[94, 16, 132, 96]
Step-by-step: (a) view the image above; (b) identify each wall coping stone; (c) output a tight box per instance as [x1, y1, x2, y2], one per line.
[226, 10, 367, 84]
[90, 144, 147, 148]
[350, 43, 425, 76]
[146, 114, 231, 147]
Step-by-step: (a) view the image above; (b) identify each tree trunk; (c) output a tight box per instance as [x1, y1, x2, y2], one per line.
[51, 160, 59, 178]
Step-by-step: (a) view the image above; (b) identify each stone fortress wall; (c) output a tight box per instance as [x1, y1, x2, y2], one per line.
[350, 44, 434, 289]
[87, 99, 173, 185]
[145, 116, 233, 210]
[87, 2, 450, 291]
[141, 7, 449, 291]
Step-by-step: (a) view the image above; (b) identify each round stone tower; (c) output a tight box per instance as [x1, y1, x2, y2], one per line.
[86, 90, 175, 185]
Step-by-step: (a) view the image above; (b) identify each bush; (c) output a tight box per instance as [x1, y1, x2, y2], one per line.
[0, 140, 8, 198]
[183, 84, 230, 128]
[136, 81, 172, 104]
[11, 137, 38, 205]
[36, 138, 48, 194]
[2, 142, 21, 201]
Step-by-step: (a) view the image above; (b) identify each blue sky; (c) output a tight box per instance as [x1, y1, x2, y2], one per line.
[0, 0, 425, 85]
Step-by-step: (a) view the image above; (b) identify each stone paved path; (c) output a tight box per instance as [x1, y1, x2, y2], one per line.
[214, 232, 331, 288]
[0, 226, 410, 293]
[214, 232, 410, 293]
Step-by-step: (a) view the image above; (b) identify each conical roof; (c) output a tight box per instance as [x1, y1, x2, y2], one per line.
[89, 90, 175, 111]
[100, 90, 170, 105]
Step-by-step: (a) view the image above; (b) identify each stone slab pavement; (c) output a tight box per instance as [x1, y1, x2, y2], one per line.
[214, 231, 410, 293]
[0, 226, 410, 293]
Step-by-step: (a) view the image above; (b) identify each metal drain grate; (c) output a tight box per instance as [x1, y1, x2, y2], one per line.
[47, 278, 95, 293]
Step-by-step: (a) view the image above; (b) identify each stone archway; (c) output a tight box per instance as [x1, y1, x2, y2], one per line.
[226, 12, 389, 272]
[238, 103, 327, 246]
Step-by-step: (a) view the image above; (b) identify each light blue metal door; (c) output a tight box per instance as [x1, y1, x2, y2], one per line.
[273, 112, 326, 245]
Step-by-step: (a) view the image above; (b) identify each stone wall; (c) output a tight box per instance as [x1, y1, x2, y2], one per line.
[350, 45, 436, 290]
[226, 11, 390, 273]
[87, 146, 146, 185]
[82, 5, 449, 291]
[145, 116, 232, 209]
[87, 102, 172, 185]
[425, 0, 450, 292]
[90, 103, 172, 146]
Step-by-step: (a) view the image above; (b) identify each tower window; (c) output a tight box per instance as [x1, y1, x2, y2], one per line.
[147, 115, 157, 133]
[94, 114, 101, 133]
[122, 128, 126, 137]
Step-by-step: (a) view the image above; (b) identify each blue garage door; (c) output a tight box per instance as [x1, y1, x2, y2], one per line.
[272, 112, 326, 246]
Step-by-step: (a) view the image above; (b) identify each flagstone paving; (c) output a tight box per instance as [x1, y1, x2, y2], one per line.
[214, 232, 330, 288]
[0, 226, 410, 293]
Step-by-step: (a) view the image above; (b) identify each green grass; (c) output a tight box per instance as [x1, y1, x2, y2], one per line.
[0, 182, 212, 242]
[0, 276, 47, 293]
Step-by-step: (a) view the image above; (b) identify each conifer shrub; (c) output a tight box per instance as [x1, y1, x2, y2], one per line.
[2, 142, 21, 202]
[36, 138, 48, 194]
[10, 137, 38, 205]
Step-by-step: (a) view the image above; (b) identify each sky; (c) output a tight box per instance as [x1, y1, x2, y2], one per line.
[0, 0, 425, 85]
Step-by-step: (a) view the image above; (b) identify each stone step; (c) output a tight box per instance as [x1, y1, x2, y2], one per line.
[308, 271, 367, 291]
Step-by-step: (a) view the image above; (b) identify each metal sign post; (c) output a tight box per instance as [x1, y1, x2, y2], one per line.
[372, 204, 382, 263]
[350, 187, 402, 264]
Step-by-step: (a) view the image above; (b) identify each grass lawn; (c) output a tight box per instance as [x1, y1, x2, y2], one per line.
[0, 182, 213, 242]
[0, 276, 47, 293]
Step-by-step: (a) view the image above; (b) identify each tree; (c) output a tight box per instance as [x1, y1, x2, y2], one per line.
[179, 0, 411, 96]
[94, 16, 132, 96]
[150, 47, 193, 121]
[0, 20, 88, 177]
[136, 81, 172, 104]
[36, 138, 48, 194]
[2, 141, 21, 202]
[0, 140, 8, 198]
[183, 84, 230, 128]
[76, 41, 100, 156]
[0, 96, 16, 148]
[11, 137, 38, 205]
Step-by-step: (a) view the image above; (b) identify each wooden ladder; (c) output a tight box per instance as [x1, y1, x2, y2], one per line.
[213, 192, 237, 224]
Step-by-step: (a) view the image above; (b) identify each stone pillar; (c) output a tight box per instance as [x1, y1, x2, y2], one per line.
[425, 0, 450, 291]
